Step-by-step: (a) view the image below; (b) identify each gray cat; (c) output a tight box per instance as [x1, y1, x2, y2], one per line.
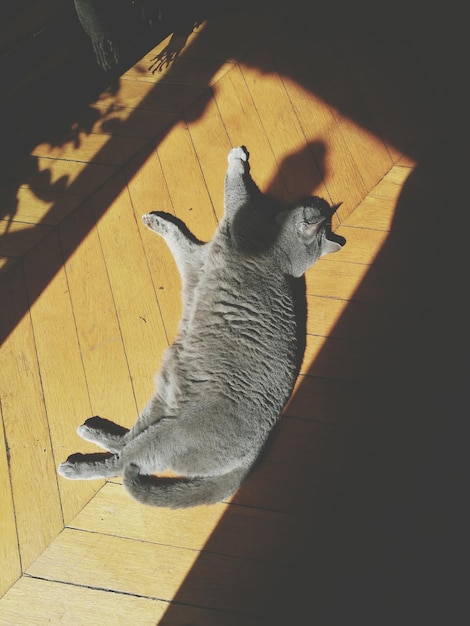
[58, 146, 343, 508]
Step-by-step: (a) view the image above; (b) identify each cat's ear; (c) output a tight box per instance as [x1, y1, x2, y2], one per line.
[298, 218, 326, 240]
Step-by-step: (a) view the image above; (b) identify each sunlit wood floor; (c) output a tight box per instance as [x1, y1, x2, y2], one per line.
[0, 3, 467, 625]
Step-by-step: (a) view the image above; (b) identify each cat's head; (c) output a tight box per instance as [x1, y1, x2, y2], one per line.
[275, 196, 345, 277]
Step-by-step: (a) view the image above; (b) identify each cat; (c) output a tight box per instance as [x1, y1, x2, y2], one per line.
[57, 146, 344, 508]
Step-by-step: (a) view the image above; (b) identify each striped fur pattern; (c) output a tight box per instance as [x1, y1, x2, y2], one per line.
[58, 146, 343, 507]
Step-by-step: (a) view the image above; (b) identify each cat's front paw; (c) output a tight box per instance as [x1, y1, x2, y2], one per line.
[228, 146, 249, 165]
[142, 212, 170, 235]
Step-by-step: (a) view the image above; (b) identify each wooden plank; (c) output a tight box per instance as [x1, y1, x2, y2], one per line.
[32, 158, 119, 197]
[125, 146, 182, 344]
[345, 165, 413, 231]
[0, 257, 18, 278]
[267, 416, 382, 475]
[306, 254, 434, 309]
[156, 119, 219, 241]
[69, 481, 312, 566]
[4, 155, 118, 198]
[326, 224, 439, 306]
[270, 18, 393, 204]
[59, 199, 138, 430]
[306, 294, 421, 347]
[0, 220, 51, 257]
[32, 132, 148, 167]
[346, 194, 399, 232]
[283, 75, 366, 221]
[348, 163, 444, 235]
[91, 103, 176, 140]
[0, 402, 21, 597]
[213, 64, 289, 201]
[0, 186, 83, 226]
[91, 171, 170, 409]
[0, 576, 263, 626]
[234, 456, 349, 518]
[365, 164, 413, 200]
[285, 375, 397, 431]
[306, 294, 349, 340]
[301, 331, 408, 386]
[0, 263, 63, 570]
[98, 79, 207, 115]
[125, 54, 234, 87]
[306, 256, 368, 300]
[266, 25, 369, 222]
[323, 225, 389, 266]
[241, 48, 329, 203]
[23, 228, 103, 523]
[26, 528, 285, 618]
[185, 92, 232, 220]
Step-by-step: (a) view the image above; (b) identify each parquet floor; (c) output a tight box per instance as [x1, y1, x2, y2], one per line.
[0, 3, 467, 625]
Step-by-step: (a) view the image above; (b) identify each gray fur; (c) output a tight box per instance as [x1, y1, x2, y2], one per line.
[58, 146, 343, 508]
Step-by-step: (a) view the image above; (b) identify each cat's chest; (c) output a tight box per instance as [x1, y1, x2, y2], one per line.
[197, 253, 285, 315]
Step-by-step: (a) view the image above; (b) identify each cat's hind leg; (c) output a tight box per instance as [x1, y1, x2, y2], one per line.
[58, 451, 123, 480]
[77, 416, 129, 452]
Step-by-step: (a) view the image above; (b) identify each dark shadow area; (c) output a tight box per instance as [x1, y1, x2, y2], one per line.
[0, 0, 227, 167]
[1, 1, 468, 623]
[268, 125, 468, 625]
[156, 5, 468, 626]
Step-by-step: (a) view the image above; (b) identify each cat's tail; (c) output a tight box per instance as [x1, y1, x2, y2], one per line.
[122, 463, 250, 508]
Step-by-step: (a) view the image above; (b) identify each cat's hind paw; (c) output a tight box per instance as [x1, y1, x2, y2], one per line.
[57, 459, 82, 480]
[228, 146, 249, 164]
[77, 416, 128, 441]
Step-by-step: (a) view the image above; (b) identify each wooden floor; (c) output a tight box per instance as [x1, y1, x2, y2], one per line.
[0, 3, 467, 625]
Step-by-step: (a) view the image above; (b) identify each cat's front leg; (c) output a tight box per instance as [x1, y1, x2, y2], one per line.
[142, 211, 207, 306]
[142, 211, 177, 238]
[224, 146, 261, 219]
[227, 145, 249, 174]
[142, 212, 206, 264]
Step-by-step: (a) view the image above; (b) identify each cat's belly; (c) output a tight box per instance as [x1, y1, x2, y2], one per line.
[162, 273, 303, 425]
[171, 330, 300, 418]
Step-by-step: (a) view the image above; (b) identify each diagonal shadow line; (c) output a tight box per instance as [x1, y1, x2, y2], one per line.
[0, 0, 292, 346]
